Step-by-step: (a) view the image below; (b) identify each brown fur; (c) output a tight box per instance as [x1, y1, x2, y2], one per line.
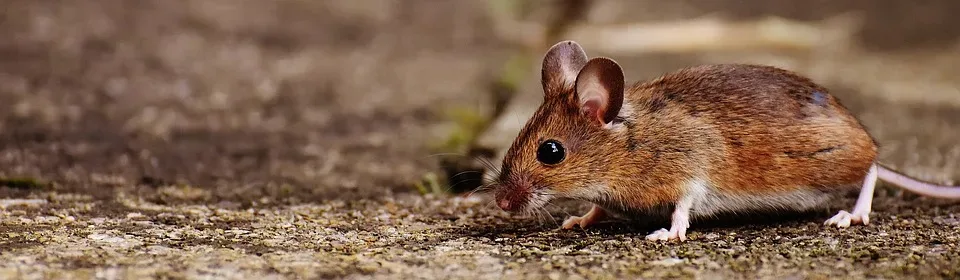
[640, 64, 878, 195]
[494, 43, 878, 217]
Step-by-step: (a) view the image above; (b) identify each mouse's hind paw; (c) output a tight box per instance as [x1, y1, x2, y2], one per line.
[825, 163, 877, 228]
[824, 210, 870, 228]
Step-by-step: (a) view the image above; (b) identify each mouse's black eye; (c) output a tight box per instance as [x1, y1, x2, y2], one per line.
[536, 139, 565, 165]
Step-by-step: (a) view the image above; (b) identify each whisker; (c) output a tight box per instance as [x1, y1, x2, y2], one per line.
[546, 201, 575, 219]
[538, 209, 549, 226]
[473, 156, 498, 169]
[420, 153, 500, 177]
[526, 207, 540, 225]
[530, 207, 543, 227]
[475, 163, 502, 181]
[476, 157, 501, 172]
[541, 207, 557, 227]
[448, 171, 487, 187]
[421, 152, 469, 160]
[481, 183, 499, 193]
[464, 183, 497, 198]
[530, 207, 541, 225]
[444, 178, 486, 193]
[481, 174, 498, 184]
[512, 112, 526, 131]
[449, 170, 483, 178]
[441, 161, 504, 193]
[483, 199, 500, 212]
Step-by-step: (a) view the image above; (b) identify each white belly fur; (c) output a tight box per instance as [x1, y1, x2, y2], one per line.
[683, 178, 834, 218]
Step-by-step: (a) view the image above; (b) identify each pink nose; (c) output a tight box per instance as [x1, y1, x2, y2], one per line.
[497, 199, 513, 211]
[494, 184, 529, 212]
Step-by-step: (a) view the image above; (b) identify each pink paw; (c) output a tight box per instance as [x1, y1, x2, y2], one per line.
[824, 210, 870, 228]
[559, 205, 607, 230]
[646, 227, 687, 242]
[561, 215, 592, 229]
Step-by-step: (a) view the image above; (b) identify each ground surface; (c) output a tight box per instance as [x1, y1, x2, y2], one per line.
[1, 1, 960, 279]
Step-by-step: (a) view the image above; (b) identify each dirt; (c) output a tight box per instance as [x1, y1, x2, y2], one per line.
[1, 0, 959, 279]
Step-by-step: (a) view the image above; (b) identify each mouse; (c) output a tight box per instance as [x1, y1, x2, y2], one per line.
[491, 40, 960, 242]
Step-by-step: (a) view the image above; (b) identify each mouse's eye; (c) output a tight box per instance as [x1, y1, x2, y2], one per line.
[536, 139, 565, 165]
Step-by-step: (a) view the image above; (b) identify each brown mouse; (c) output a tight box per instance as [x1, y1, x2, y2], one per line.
[492, 40, 960, 242]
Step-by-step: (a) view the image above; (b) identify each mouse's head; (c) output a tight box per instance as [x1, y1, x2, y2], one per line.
[494, 41, 628, 213]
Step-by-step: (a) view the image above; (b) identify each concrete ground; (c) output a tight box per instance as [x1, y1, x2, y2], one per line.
[1, 1, 959, 279]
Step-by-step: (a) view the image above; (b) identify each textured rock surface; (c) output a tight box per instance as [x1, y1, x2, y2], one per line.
[1, 0, 959, 279]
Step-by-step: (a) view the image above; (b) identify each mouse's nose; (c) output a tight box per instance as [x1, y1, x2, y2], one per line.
[497, 199, 515, 211]
[494, 182, 530, 212]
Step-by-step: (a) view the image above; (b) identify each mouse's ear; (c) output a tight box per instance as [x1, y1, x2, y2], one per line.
[575, 57, 624, 125]
[541, 41, 588, 98]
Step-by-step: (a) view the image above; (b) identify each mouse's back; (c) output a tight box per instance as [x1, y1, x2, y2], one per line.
[629, 64, 878, 195]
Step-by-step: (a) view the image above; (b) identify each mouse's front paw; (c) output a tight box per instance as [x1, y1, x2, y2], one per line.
[561, 215, 588, 229]
[646, 227, 687, 242]
[824, 210, 870, 228]
[559, 205, 607, 230]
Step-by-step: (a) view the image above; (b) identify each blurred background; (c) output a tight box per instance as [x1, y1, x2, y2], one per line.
[2, 0, 959, 206]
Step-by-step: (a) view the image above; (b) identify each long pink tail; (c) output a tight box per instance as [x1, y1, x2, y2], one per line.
[877, 164, 960, 199]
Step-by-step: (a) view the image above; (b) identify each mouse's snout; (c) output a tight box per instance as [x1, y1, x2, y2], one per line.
[496, 198, 518, 212]
[494, 183, 530, 212]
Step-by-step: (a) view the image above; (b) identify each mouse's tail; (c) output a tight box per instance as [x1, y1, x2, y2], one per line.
[876, 164, 960, 199]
